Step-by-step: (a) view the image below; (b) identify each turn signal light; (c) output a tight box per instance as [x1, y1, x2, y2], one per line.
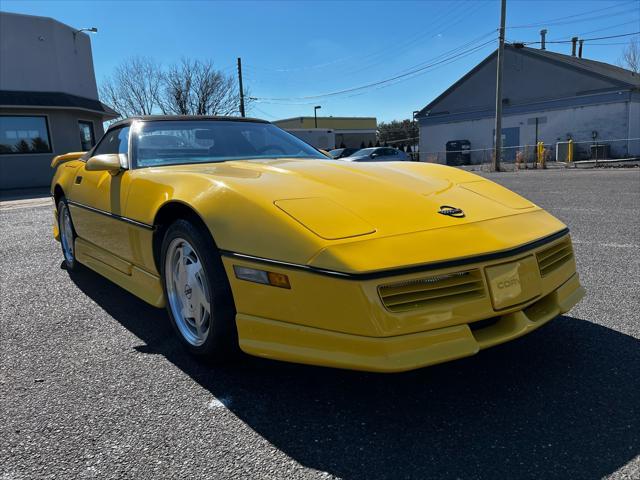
[233, 266, 291, 289]
[267, 271, 291, 289]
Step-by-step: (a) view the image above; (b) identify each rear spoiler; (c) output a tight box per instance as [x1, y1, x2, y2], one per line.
[51, 151, 87, 169]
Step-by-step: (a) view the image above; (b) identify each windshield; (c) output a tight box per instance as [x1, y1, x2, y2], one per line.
[132, 120, 326, 167]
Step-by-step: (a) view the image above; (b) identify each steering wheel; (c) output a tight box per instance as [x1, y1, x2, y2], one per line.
[257, 145, 287, 155]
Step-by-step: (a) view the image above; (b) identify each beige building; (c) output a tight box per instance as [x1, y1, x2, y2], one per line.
[0, 12, 118, 191]
[274, 117, 377, 149]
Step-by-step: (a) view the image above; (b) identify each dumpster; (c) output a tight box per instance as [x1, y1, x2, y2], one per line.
[445, 140, 471, 165]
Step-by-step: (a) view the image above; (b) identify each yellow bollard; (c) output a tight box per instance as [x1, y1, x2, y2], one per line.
[537, 141, 545, 168]
[567, 139, 574, 162]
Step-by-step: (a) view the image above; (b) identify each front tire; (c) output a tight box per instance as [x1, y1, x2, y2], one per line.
[160, 219, 237, 360]
[57, 199, 79, 271]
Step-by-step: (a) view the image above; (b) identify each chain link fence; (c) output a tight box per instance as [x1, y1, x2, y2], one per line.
[419, 138, 640, 169]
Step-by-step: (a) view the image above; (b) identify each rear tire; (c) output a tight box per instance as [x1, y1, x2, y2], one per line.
[57, 199, 79, 271]
[160, 219, 238, 360]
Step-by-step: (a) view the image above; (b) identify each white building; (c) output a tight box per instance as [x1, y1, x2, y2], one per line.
[416, 43, 640, 164]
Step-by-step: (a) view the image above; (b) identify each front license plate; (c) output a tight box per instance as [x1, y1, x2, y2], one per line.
[485, 256, 541, 310]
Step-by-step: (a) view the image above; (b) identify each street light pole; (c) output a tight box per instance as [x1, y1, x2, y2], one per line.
[493, 0, 507, 172]
[314, 106, 321, 128]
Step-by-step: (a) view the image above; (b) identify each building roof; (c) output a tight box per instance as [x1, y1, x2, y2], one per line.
[274, 116, 378, 130]
[0, 90, 119, 119]
[522, 46, 640, 87]
[274, 116, 377, 122]
[0, 11, 81, 34]
[417, 44, 639, 117]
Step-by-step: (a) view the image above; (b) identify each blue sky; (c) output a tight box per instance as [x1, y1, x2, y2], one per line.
[2, 0, 639, 122]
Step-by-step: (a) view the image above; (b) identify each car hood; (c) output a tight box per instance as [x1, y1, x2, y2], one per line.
[159, 158, 541, 241]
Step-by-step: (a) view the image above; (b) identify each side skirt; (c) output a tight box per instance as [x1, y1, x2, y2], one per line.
[74, 237, 166, 308]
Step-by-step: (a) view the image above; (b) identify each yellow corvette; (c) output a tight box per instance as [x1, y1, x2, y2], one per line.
[51, 116, 585, 372]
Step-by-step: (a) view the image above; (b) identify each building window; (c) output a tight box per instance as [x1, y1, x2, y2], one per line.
[0, 116, 52, 154]
[78, 121, 95, 151]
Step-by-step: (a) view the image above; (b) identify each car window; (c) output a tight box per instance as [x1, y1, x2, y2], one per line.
[93, 127, 129, 156]
[356, 148, 375, 156]
[133, 120, 326, 168]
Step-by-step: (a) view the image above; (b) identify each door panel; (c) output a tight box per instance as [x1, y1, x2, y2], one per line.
[69, 168, 134, 260]
[67, 125, 136, 263]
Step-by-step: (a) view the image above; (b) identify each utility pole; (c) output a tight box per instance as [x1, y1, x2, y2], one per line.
[237, 57, 245, 117]
[493, 0, 506, 171]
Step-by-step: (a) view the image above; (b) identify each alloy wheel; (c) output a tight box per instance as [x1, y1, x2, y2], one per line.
[164, 238, 212, 346]
[59, 203, 75, 265]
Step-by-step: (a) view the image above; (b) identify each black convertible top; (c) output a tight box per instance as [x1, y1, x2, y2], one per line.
[108, 115, 269, 129]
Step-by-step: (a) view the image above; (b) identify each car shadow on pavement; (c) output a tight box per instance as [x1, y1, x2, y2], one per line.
[69, 267, 639, 480]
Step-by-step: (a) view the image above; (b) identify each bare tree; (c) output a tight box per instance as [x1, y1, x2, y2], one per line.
[100, 56, 250, 119]
[160, 58, 245, 116]
[619, 39, 639, 73]
[99, 57, 163, 118]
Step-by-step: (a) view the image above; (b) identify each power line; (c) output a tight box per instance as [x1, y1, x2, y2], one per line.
[252, 39, 495, 101]
[521, 31, 640, 45]
[394, 30, 496, 75]
[245, 28, 496, 97]
[247, 2, 640, 106]
[251, 105, 277, 119]
[243, 1, 492, 103]
[587, 38, 639, 45]
[251, 99, 330, 106]
[335, 0, 491, 78]
[568, 19, 640, 39]
[516, 7, 638, 29]
[246, 1, 470, 75]
[508, 1, 638, 29]
[247, 0, 489, 76]
[364, 41, 495, 93]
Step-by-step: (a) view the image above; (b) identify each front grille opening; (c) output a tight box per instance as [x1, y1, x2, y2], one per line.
[469, 316, 500, 331]
[378, 269, 486, 312]
[536, 237, 573, 276]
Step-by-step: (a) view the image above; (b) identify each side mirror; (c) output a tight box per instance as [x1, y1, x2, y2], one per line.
[86, 154, 125, 174]
[370, 153, 378, 159]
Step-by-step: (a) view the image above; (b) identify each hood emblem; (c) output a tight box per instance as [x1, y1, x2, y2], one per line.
[438, 205, 465, 218]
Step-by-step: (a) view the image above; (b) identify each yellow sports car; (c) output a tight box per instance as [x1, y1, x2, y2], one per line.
[51, 116, 585, 372]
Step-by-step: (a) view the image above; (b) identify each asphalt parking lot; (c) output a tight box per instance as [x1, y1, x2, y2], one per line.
[1, 168, 638, 480]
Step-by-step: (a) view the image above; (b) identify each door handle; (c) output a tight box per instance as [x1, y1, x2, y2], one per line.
[75, 176, 83, 184]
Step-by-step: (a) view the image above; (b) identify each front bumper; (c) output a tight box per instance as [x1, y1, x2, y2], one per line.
[233, 273, 584, 372]
[223, 234, 585, 372]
